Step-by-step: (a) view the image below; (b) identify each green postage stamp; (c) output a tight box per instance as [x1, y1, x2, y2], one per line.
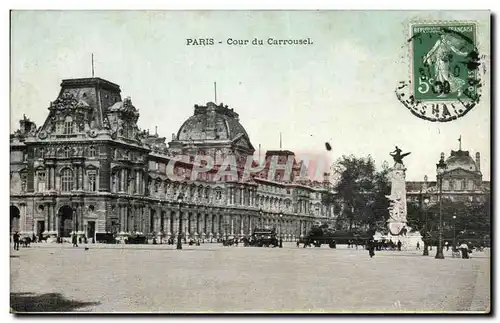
[396, 21, 482, 122]
[411, 22, 478, 102]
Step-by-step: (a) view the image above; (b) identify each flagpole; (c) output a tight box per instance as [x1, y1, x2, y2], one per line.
[214, 82, 217, 104]
[91, 53, 95, 78]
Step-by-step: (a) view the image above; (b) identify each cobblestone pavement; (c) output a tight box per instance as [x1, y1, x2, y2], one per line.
[10, 242, 490, 313]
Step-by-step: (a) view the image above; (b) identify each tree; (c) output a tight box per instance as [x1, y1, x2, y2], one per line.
[407, 193, 491, 250]
[332, 155, 390, 233]
[406, 195, 439, 253]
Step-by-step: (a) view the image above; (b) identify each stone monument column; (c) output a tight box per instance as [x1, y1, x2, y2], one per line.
[386, 162, 408, 236]
[385, 146, 421, 250]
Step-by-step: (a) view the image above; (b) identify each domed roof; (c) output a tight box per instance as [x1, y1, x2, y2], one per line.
[445, 150, 478, 172]
[176, 102, 250, 142]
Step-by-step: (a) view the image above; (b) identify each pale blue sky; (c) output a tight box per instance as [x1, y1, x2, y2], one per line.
[10, 10, 491, 181]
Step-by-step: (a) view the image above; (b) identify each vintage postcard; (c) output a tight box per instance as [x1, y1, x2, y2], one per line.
[9, 10, 491, 314]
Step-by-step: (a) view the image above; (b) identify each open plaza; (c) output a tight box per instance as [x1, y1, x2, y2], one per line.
[9, 11, 491, 314]
[10, 242, 490, 313]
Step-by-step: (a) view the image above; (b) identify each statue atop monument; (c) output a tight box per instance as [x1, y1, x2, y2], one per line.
[389, 146, 411, 166]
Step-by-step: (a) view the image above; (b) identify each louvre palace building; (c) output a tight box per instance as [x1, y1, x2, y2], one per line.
[406, 147, 490, 205]
[10, 77, 335, 242]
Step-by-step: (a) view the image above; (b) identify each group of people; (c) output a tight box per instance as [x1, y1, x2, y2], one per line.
[368, 240, 403, 252]
[416, 241, 481, 259]
[11, 232, 35, 250]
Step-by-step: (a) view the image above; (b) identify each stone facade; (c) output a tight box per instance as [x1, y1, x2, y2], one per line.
[10, 77, 337, 242]
[406, 148, 490, 205]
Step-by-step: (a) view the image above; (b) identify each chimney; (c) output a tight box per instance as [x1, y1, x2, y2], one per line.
[475, 152, 480, 172]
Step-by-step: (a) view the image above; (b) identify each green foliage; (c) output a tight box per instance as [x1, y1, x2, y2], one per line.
[406, 194, 491, 246]
[332, 155, 391, 232]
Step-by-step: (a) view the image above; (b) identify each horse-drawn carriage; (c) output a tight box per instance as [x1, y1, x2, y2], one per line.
[300, 224, 371, 249]
[249, 227, 278, 247]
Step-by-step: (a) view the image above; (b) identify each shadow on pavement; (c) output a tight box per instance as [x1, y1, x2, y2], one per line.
[10, 292, 100, 313]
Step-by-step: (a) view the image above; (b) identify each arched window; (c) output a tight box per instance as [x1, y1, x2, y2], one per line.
[88, 145, 96, 158]
[61, 168, 73, 192]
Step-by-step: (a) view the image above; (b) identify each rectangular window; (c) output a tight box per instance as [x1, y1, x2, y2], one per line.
[216, 190, 222, 200]
[88, 172, 97, 192]
[64, 121, 73, 134]
[37, 171, 46, 192]
[61, 169, 73, 192]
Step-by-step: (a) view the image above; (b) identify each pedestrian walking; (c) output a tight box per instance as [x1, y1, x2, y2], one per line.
[72, 233, 78, 247]
[416, 241, 420, 250]
[367, 240, 375, 258]
[397, 240, 402, 251]
[445, 241, 449, 251]
[296, 240, 300, 248]
[13, 232, 20, 251]
[459, 242, 469, 259]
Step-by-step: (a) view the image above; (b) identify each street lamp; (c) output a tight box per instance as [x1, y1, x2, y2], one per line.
[453, 215, 457, 249]
[423, 197, 430, 256]
[158, 201, 163, 245]
[279, 213, 283, 248]
[176, 193, 184, 250]
[435, 156, 447, 259]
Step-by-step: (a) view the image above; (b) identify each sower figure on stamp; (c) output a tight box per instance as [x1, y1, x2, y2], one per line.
[423, 31, 470, 97]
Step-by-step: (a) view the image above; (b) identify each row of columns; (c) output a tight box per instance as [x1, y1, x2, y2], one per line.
[45, 165, 56, 190]
[114, 204, 314, 241]
[72, 165, 85, 191]
[43, 202, 57, 233]
[113, 169, 145, 194]
[71, 203, 85, 233]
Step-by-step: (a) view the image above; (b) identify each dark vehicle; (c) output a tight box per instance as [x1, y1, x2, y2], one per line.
[127, 233, 147, 244]
[251, 227, 278, 247]
[302, 224, 372, 248]
[96, 232, 116, 244]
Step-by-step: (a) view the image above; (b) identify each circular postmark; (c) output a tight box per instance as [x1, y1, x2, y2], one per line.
[395, 22, 486, 122]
